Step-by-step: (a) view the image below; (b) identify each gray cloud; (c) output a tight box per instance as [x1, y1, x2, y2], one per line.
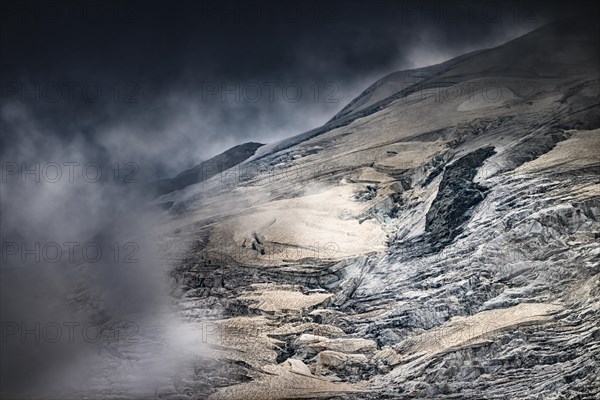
[3, 0, 589, 179]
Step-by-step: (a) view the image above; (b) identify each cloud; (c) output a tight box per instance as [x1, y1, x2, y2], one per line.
[0, 101, 207, 396]
[3, 0, 590, 179]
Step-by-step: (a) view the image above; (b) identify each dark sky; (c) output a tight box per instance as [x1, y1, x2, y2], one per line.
[1, 0, 597, 179]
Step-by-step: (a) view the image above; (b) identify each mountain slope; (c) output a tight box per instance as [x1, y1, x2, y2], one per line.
[57, 19, 600, 400]
[146, 18, 599, 400]
[246, 18, 598, 164]
[329, 49, 489, 123]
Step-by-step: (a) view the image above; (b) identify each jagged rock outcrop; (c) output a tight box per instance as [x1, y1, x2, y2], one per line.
[425, 146, 495, 249]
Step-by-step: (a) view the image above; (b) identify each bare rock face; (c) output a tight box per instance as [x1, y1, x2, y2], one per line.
[425, 146, 496, 248]
[59, 19, 599, 399]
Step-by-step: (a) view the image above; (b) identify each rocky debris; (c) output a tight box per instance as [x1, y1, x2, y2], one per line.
[353, 184, 378, 202]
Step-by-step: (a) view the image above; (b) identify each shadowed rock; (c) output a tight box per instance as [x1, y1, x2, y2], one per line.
[426, 146, 496, 248]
